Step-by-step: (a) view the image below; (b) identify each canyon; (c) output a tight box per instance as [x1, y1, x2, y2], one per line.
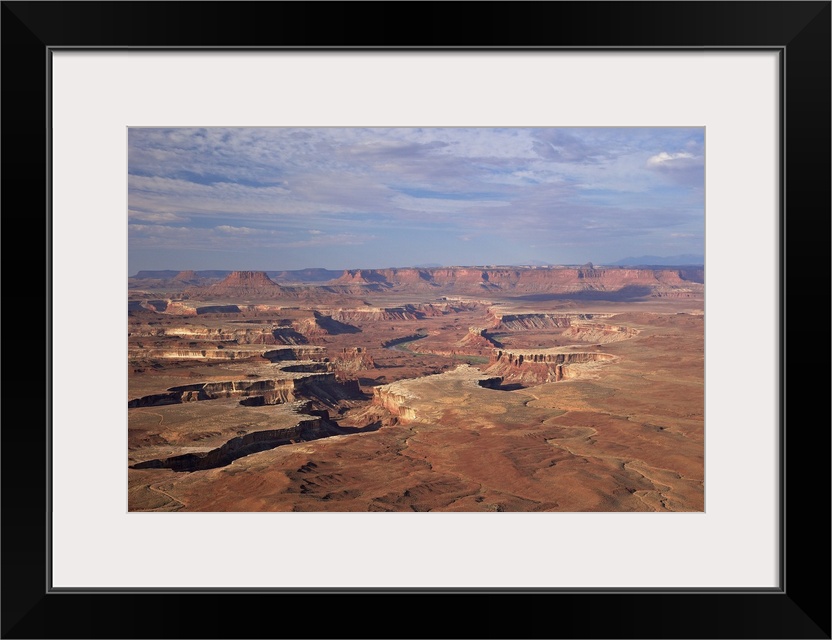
[128, 266, 704, 512]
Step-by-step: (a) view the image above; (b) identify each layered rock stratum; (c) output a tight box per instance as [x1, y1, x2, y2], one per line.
[332, 266, 703, 295]
[131, 267, 703, 309]
[198, 270, 284, 297]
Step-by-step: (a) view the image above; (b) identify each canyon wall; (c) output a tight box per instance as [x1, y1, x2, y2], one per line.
[128, 372, 363, 409]
[332, 266, 704, 295]
[128, 347, 264, 361]
[331, 347, 376, 373]
[160, 267, 703, 301]
[486, 350, 616, 385]
[130, 415, 343, 472]
[372, 385, 418, 421]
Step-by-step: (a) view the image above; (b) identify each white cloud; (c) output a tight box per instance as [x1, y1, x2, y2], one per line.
[216, 225, 255, 235]
[128, 223, 189, 234]
[390, 194, 508, 215]
[647, 151, 695, 167]
[128, 210, 188, 223]
[284, 233, 371, 248]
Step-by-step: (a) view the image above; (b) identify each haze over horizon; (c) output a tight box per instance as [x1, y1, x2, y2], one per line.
[129, 127, 704, 274]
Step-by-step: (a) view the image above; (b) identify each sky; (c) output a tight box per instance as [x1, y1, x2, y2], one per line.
[128, 127, 704, 273]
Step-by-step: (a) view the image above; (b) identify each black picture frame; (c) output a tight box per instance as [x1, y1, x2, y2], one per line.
[3, 2, 829, 638]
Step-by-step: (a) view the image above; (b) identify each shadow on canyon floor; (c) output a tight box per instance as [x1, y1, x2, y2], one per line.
[130, 420, 382, 473]
[491, 382, 525, 391]
[512, 285, 653, 302]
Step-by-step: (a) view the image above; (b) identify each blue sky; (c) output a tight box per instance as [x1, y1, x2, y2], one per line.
[128, 127, 704, 273]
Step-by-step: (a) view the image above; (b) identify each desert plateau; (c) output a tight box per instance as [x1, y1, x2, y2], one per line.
[127, 265, 704, 512]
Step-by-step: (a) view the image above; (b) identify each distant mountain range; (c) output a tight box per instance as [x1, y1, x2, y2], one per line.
[131, 258, 706, 283]
[131, 268, 343, 282]
[608, 254, 704, 266]
[131, 266, 704, 302]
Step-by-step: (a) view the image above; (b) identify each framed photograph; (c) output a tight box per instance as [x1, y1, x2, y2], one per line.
[124, 123, 708, 511]
[4, 2, 829, 638]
